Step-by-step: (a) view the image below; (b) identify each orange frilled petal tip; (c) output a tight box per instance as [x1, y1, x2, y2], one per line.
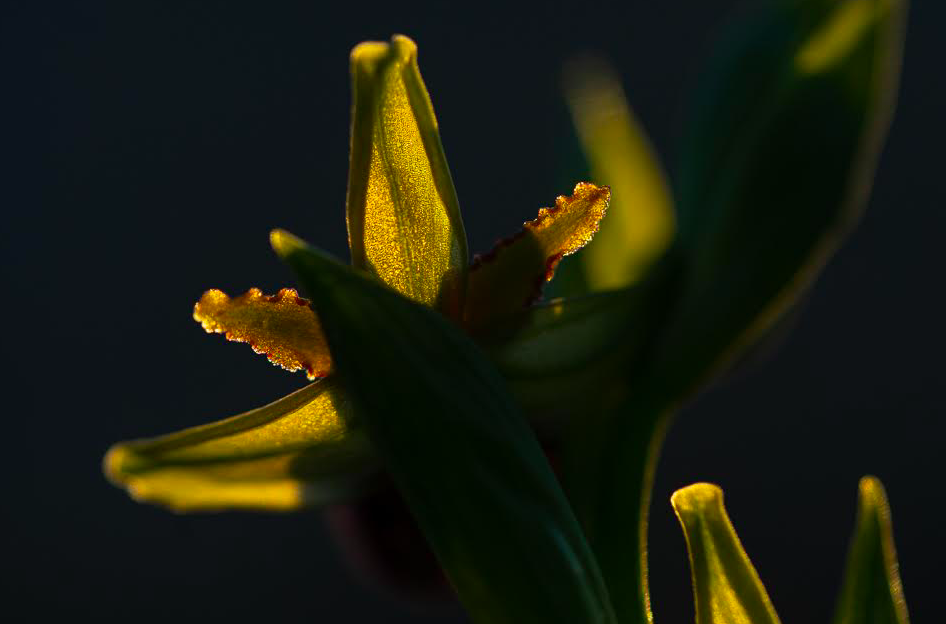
[463, 182, 610, 327]
[193, 287, 332, 379]
[527, 182, 611, 279]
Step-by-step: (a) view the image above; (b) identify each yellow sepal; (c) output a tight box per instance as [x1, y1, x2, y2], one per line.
[346, 35, 468, 317]
[105, 379, 374, 512]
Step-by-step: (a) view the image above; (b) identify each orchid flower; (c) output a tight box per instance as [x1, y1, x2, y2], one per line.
[105, 35, 610, 513]
[104, 0, 914, 621]
[105, 33, 627, 624]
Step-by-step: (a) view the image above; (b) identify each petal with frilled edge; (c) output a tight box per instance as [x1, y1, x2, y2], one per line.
[194, 287, 331, 379]
[464, 183, 609, 328]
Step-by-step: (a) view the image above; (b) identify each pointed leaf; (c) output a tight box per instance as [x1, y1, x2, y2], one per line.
[562, 57, 675, 291]
[194, 287, 331, 379]
[273, 229, 617, 624]
[671, 483, 782, 624]
[664, 0, 908, 392]
[346, 34, 468, 317]
[832, 476, 910, 624]
[104, 379, 375, 512]
[464, 183, 609, 328]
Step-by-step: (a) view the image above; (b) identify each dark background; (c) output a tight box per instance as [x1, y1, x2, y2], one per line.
[4, 0, 943, 621]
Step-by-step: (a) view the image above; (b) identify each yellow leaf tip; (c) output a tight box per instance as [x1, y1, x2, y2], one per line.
[795, 0, 890, 75]
[102, 445, 126, 484]
[350, 40, 390, 64]
[857, 475, 892, 518]
[103, 443, 143, 487]
[858, 474, 884, 497]
[391, 33, 417, 57]
[103, 444, 162, 507]
[671, 482, 725, 516]
[270, 228, 303, 257]
[350, 34, 417, 71]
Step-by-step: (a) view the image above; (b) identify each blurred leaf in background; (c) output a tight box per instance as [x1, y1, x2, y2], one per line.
[560, 56, 675, 293]
[557, 1, 908, 621]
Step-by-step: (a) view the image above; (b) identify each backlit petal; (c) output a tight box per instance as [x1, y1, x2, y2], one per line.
[346, 35, 468, 317]
[194, 287, 331, 379]
[105, 379, 375, 512]
[464, 183, 609, 328]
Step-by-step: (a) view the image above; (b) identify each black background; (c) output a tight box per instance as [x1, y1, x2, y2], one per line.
[4, 0, 943, 622]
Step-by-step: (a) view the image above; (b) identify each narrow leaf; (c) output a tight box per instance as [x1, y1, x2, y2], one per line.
[273, 229, 617, 624]
[671, 483, 782, 624]
[346, 34, 468, 318]
[562, 57, 675, 291]
[194, 287, 331, 379]
[832, 476, 910, 624]
[464, 183, 610, 328]
[663, 0, 908, 393]
[104, 379, 375, 511]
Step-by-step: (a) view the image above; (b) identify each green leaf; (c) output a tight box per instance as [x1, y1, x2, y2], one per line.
[560, 388, 668, 624]
[563, 2, 908, 622]
[832, 476, 910, 624]
[664, 0, 907, 392]
[346, 34, 468, 319]
[272, 229, 617, 624]
[671, 483, 782, 624]
[104, 378, 375, 512]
